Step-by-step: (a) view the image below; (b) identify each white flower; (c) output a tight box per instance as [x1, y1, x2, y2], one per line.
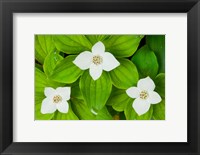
[73, 41, 120, 80]
[41, 87, 71, 114]
[126, 77, 162, 116]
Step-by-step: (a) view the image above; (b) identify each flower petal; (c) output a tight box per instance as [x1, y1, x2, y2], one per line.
[92, 41, 105, 55]
[137, 77, 155, 91]
[89, 64, 103, 80]
[126, 87, 140, 98]
[102, 52, 120, 71]
[56, 101, 69, 113]
[44, 87, 55, 97]
[132, 98, 151, 116]
[148, 91, 162, 104]
[73, 51, 92, 70]
[56, 87, 71, 101]
[41, 98, 56, 114]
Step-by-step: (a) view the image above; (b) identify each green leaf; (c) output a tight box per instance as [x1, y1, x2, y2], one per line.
[104, 35, 144, 57]
[124, 101, 153, 120]
[71, 98, 96, 120]
[43, 52, 63, 77]
[35, 35, 56, 64]
[131, 45, 159, 79]
[35, 68, 63, 93]
[80, 71, 112, 111]
[107, 105, 120, 116]
[119, 112, 126, 120]
[35, 68, 63, 120]
[154, 73, 165, 99]
[35, 68, 48, 93]
[53, 102, 79, 120]
[96, 106, 113, 120]
[153, 100, 165, 120]
[109, 59, 139, 89]
[86, 35, 110, 44]
[53, 35, 92, 54]
[124, 101, 135, 120]
[50, 55, 83, 84]
[35, 63, 43, 71]
[71, 98, 113, 120]
[107, 89, 132, 112]
[71, 80, 83, 100]
[146, 35, 165, 73]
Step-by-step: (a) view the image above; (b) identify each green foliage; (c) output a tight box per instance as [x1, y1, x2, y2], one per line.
[153, 100, 165, 120]
[53, 35, 92, 54]
[50, 55, 83, 84]
[35, 35, 165, 120]
[43, 52, 63, 77]
[146, 35, 165, 73]
[109, 59, 139, 89]
[96, 107, 113, 120]
[86, 35, 110, 44]
[71, 80, 83, 100]
[35, 35, 56, 64]
[154, 73, 165, 99]
[71, 98, 113, 120]
[80, 71, 112, 111]
[103, 35, 144, 57]
[131, 45, 159, 79]
[71, 98, 96, 120]
[35, 67, 64, 94]
[107, 89, 133, 112]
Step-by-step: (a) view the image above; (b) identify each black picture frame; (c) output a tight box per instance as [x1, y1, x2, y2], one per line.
[0, 0, 199, 154]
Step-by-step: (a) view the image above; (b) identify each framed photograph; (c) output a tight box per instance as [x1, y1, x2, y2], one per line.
[34, 34, 165, 121]
[0, 0, 199, 154]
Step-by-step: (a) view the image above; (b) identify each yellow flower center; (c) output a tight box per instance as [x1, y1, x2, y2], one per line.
[140, 90, 149, 100]
[53, 95, 62, 103]
[92, 55, 103, 65]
